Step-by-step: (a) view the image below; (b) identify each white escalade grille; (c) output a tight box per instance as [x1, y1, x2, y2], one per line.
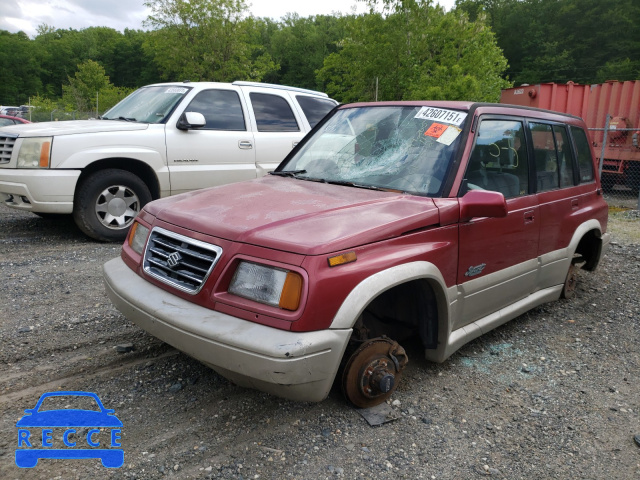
[0, 136, 16, 164]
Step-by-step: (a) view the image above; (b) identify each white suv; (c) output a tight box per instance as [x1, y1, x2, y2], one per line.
[0, 81, 337, 241]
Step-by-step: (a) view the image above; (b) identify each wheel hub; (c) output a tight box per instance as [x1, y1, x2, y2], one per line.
[342, 337, 408, 408]
[107, 197, 127, 217]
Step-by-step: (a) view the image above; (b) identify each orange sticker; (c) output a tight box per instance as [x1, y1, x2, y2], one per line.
[424, 123, 447, 138]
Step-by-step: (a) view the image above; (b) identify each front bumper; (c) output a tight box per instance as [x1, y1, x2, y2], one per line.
[103, 257, 351, 402]
[0, 169, 80, 213]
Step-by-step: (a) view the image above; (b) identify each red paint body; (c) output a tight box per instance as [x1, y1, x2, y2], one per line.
[120, 102, 608, 335]
[501, 81, 640, 186]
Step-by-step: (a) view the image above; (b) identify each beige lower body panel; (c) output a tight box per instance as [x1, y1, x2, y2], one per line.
[103, 257, 351, 402]
[426, 284, 562, 363]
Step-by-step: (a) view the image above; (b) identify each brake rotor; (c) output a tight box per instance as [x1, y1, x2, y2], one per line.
[341, 337, 408, 408]
[561, 263, 578, 299]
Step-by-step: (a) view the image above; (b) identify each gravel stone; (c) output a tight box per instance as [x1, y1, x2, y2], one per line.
[0, 203, 638, 479]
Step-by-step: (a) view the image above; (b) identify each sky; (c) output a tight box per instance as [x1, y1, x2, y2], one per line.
[1, 0, 456, 38]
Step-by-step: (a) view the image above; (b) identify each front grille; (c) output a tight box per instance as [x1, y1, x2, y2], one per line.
[0, 136, 17, 164]
[143, 227, 223, 294]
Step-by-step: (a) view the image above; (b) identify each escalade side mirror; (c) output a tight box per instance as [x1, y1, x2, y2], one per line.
[177, 111, 206, 130]
[459, 190, 508, 222]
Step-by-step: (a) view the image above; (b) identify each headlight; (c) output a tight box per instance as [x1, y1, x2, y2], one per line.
[229, 261, 303, 311]
[128, 221, 150, 255]
[17, 137, 53, 168]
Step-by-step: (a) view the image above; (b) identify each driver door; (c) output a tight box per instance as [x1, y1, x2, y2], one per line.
[166, 88, 257, 195]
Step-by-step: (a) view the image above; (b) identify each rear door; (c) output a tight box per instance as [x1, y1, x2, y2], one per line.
[455, 116, 540, 329]
[533, 122, 598, 289]
[240, 87, 308, 176]
[166, 87, 257, 195]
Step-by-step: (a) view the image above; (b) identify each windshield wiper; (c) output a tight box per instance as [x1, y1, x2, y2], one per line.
[324, 179, 394, 192]
[117, 116, 138, 122]
[270, 169, 307, 177]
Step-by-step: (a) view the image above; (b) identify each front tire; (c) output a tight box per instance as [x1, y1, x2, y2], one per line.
[73, 169, 152, 242]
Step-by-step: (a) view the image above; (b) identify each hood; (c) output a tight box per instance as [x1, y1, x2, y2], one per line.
[146, 176, 441, 255]
[0, 119, 149, 137]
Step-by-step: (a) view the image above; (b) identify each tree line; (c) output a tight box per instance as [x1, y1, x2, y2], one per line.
[0, 0, 636, 117]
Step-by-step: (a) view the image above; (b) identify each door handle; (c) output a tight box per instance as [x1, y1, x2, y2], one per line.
[571, 198, 579, 210]
[238, 140, 253, 149]
[524, 210, 535, 224]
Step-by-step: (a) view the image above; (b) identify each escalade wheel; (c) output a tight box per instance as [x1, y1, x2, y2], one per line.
[341, 337, 408, 408]
[73, 169, 151, 242]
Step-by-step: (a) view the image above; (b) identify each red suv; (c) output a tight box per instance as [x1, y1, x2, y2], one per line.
[104, 102, 610, 407]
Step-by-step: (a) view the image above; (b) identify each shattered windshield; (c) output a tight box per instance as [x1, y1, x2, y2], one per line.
[101, 85, 192, 123]
[279, 105, 467, 196]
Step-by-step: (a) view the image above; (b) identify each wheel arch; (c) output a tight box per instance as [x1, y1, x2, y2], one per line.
[329, 261, 451, 350]
[568, 219, 609, 271]
[75, 158, 161, 200]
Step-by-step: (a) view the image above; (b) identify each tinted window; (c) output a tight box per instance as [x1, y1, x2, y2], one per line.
[464, 119, 529, 198]
[296, 96, 336, 128]
[553, 125, 575, 188]
[185, 89, 245, 130]
[530, 123, 559, 192]
[570, 126, 595, 183]
[250, 93, 299, 132]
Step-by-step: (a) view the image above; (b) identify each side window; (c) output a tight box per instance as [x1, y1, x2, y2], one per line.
[463, 119, 529, 198]
[296, 96, 336, 128]
[250, 93, 300, 132]
[553, 125, 575, 188]
[570, 126, 595, 183]
[184, 90, 245, 130]
[530, 123, 559, 192]
[0, 118, 13, 126]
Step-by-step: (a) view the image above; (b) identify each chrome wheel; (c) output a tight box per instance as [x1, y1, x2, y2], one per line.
[95, 185, 141, 230]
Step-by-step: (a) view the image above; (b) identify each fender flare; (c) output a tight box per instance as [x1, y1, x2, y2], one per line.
[329, 261, 451, 334]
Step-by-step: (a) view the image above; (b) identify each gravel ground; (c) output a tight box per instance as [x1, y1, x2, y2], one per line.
[0, 200, 639, 480]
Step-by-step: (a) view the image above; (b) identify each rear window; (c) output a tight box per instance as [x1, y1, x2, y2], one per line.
[570, 126, 595, 183]
[296, 96, 336, 128]
[250, 93, 300, 132]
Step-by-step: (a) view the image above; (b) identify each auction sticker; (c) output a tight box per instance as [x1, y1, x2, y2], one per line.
[165, 87, 188, 94]
[424, 123, 448, 138]
[415, 107, 467, 126]
[436, 126, 462, 146]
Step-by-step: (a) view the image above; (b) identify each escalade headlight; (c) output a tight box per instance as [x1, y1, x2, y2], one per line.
[128, 221, 150, 255]
[229, 261, 303, 311]
[17, 137, 53, 168]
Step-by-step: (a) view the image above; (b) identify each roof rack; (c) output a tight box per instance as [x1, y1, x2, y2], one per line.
[232, 81, 329, 98]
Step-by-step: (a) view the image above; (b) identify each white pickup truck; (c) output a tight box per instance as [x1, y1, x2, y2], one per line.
[0, 81, 337, 241]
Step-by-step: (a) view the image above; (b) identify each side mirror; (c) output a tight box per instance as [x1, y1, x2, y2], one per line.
[459, 190, 508, 222]
[177, 111, 206, 130]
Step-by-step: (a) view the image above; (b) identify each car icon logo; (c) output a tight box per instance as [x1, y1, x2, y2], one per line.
[15, 391, 123, 468]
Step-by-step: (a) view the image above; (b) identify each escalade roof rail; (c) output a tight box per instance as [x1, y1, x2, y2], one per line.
[232, 81, 330, 98]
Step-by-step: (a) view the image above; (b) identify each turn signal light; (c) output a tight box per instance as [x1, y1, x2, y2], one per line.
[279, 272, 303, 310]
[328, 251, 357, 267]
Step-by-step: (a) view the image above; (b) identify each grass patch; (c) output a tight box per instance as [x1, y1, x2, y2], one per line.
[608, 206, 640, 244]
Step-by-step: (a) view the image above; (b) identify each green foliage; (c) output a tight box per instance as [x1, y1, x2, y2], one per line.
[1, 0, 637, 112]
[456, 0, 640, 85]
[0, 30, 42, 105]
[143, 0, 277, 81]
[318, 0, 510, 102]
[265, 14, 349, 91]
[62, 60, 131, 115]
